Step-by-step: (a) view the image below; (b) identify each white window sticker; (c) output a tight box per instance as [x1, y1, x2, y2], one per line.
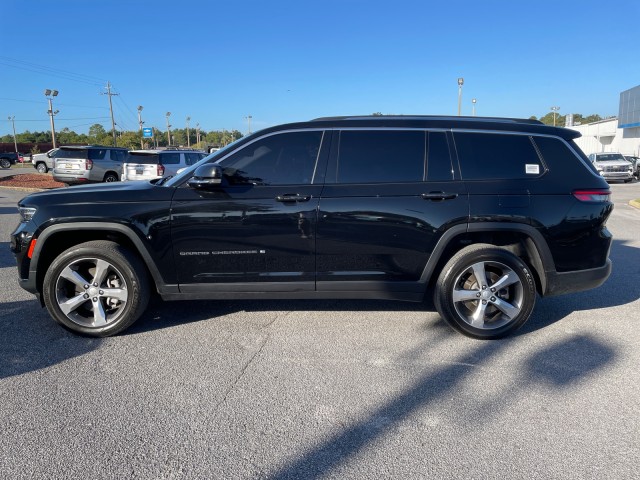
[525, 164, 540, 175]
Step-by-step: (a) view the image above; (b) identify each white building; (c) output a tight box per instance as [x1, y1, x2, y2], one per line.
[566, 84, 640, 157]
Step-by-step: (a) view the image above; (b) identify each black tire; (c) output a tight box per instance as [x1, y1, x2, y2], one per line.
[0, 158, 10, 169]
[103, 172, 119, 182]
[42, 240, 150, 337]
[434, 244, 536, 339]
[36, 162, 48, 173]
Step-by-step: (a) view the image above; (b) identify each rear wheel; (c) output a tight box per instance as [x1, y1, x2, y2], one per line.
[0, 158, 10, 169]
[434, 244, 536, 339]
[43, 241, 149, 337]
[103, 172, 119, 182]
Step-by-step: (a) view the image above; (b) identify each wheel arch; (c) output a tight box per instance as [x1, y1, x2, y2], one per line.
[31, 223, 165, 297]
[422, 223, 555, 296]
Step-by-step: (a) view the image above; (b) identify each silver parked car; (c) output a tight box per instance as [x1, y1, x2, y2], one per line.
[588, 152, 633, 183]
[31, 148, 60, 173]
[52, 146, 129, 185]
[623, 155, 640, 178]
[121, 149, 206, 182]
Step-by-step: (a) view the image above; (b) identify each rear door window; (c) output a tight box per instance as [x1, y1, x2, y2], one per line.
[336, 130, 425, 184]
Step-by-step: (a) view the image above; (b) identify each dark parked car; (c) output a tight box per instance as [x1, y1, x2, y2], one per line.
[1, 152, 21, 169]
[10, 115, 613, 339]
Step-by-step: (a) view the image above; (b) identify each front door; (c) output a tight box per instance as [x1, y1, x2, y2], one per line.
[170, 130, 330, 293]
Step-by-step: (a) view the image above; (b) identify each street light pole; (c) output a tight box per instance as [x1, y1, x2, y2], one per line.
[44, 89, 59, 148]
[186, 116, 191, 147]
[472, 98, 477, 117]
[165, 112, 172, 146]
[457, 78, 464, 116]
[550, 106, 560, 126]
[196, 123, 200, 145]
[8, 116, 18, 154]
[245, 115, 252, 134]
[137, 105, 144, 149]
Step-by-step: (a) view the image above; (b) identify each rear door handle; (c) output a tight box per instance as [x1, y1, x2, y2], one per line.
[421, 192, 458, 201]
[276, 194, 311, 203]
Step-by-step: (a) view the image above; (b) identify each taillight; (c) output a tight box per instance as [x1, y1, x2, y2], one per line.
[85, 158, 93, 170]
[157, 164, 165, 176]
[572, 189, 611, 202]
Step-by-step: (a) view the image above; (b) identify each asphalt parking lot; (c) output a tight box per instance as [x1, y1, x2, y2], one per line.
[1, 182, 639, 479]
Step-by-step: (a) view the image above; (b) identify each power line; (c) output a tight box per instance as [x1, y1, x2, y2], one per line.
[0, 56, 107, 86]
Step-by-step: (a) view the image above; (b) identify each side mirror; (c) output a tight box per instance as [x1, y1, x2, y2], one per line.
[187, 164, 223, 189]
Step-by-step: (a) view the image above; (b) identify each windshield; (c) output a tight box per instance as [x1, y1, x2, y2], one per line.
[163, 137, 245, 187]
[596, 153, 625, 161]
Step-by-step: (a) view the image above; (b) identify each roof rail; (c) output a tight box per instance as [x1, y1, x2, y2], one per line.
[310, 115, 544, 125]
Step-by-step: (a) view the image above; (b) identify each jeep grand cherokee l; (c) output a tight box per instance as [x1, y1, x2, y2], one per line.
[10, 116, 613, 339]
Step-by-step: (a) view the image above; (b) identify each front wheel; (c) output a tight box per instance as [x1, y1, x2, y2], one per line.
[0, 158, 10, 169]
[36, 162, 48, 173]
[43, 241, 150, 337]
[434, 244, 536, 339]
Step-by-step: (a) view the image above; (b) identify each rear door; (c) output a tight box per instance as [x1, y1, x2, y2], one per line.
[316, 129, 469, 294]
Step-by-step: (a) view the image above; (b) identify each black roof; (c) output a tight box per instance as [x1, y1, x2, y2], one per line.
[255, 115, 580, 140]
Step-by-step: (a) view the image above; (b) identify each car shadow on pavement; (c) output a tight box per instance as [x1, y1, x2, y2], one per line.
[0, 242, 15, 268]
[0, 300, 102, 380]
[265, 330, 616, 479]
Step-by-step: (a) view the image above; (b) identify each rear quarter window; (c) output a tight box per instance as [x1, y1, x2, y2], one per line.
[533, 136, 599, 176]
[454, 132, 543, 180]
[160, 153, 181, 165]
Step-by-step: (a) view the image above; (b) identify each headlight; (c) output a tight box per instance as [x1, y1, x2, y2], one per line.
[18, 206, 37, 222]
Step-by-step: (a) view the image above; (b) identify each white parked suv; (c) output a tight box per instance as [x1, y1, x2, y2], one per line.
[31, 148, 60, 173]
[122, 148, 207, 182]
[588, 152, 634, 182]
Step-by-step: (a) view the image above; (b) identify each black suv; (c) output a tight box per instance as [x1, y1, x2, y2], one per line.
[10, 116, 613, 339]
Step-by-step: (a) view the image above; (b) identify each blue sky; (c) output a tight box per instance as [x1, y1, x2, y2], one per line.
[2, 0, 639, 136]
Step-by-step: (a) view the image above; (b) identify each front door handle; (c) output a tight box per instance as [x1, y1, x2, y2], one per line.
[421, 192, 458, 201]
[276, 194, 311, 203]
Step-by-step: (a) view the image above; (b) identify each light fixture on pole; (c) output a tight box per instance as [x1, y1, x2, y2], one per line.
[44, 89, 59, 148]
[472, 98, 477, 117]
[457, 78, 464, 116]
[8, 116, 18, 154]
[186, 116, 191, 147]
[165, 112, 172, 146]
[245, 115, 253, 134]
[550, 106, 560, 126]
[137, 105, 144, 148]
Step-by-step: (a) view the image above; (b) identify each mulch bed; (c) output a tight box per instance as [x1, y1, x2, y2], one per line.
[0, 173, 65, 190]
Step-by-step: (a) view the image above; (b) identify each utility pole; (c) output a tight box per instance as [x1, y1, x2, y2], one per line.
[8, 116, 18, 154]
[103, 82, 118, 146]
[186, 116, 191, 147]
[137, 105, 144, 149]
[44, 89, 59, 148]
[165, 112, 172, 146]
[196, 123, 200, 145]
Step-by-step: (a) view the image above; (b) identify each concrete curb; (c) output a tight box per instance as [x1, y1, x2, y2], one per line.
[630, 199, 640, 209]
[0, 186, 46, 193]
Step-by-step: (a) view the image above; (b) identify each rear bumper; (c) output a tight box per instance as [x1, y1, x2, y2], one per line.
[543, 259, 612, 297]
